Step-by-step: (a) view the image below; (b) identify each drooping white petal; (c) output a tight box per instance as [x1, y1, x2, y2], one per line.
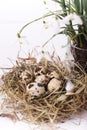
[72, 14, 83, 25]
[61, 14, 72, 25]
[61, 13, 83, 26]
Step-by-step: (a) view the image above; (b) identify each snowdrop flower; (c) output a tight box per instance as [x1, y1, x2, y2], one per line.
[62, 13, 83, 25]
[73, 14, 83, 25]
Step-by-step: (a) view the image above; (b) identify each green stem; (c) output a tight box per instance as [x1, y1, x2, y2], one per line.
[42, 32, 59, 47]
[17, 12, 56, 38]
[61, 0, 67, 16]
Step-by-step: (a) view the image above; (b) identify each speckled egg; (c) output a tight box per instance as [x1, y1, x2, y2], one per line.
[26, 82, 46, 97]
[48, 78, 62, 92]
[35, 74, 46, 83]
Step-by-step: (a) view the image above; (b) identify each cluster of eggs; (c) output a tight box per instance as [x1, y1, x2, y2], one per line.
[20, 65, 63, 99]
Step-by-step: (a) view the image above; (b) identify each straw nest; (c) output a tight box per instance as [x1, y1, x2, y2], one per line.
[0, 56, 87, 123]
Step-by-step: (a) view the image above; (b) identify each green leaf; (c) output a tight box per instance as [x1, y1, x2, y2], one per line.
[52, 0, 67, 16]
[74, 0, 80, 14]
[80, 0, 83, 15]
[52, 0, 61, 4]
[82, 0, 87, 15]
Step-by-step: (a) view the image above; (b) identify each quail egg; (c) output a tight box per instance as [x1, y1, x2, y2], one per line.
[35, 74, 46, 83]
[48, 78, 62, 92]
[26, 82, 46, 97]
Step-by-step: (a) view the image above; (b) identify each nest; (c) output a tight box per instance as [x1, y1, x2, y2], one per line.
[0, 56, 87, 123]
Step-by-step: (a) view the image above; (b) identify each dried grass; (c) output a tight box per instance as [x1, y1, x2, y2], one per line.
[0, 56, 87, 123]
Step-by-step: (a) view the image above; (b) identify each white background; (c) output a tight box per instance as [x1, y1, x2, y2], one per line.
[0, 0, 87, 130]
[0, 0, 68, 75]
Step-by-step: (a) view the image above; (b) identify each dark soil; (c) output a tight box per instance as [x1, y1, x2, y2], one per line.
[71, 44, 87, 72]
